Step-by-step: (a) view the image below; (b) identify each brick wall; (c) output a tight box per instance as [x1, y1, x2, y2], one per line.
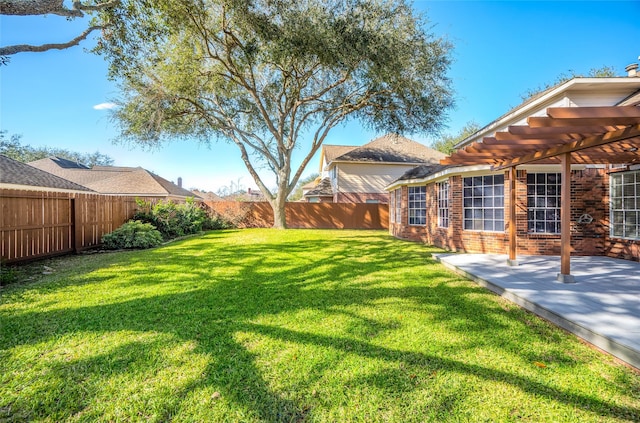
[389, 168, 639, 261]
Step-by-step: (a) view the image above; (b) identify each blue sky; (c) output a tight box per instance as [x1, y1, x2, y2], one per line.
[1, 1, 639, 192]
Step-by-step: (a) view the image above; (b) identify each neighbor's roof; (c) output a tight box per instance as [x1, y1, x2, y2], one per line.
[327, 134, 445, 166]
[0, 155, 94, 192]
[28, 157, 200, 198]
[322, 145, 359, 164]
[304, 178, 334, 197]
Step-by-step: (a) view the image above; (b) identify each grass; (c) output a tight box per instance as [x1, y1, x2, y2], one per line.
[0, 229, 638, 422]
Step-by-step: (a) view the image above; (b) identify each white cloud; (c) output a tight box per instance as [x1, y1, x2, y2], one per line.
[93, 102, 118, 110]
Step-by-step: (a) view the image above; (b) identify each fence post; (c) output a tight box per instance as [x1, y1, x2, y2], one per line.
[71, 197, 82, 253]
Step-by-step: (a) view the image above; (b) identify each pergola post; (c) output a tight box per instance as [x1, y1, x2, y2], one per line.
[557, 152, 575, 283]
[507, 166, 519, 266]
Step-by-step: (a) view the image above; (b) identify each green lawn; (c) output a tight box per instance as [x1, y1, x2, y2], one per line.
[1, 229, 638, 422]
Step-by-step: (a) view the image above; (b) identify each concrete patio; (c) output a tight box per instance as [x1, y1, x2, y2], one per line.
[433, 253, 640, 370]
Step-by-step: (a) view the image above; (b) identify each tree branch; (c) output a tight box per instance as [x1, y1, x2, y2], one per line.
[0, 0, 117, 17]
[0, 25, 103, 56]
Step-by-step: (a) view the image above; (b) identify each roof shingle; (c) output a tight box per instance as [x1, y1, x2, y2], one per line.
[329, 134, 445, 164]
[0, 155, 94, 191]
[28, 157, 200, 198]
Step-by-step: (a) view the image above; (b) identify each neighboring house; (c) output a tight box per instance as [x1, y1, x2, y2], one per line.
[0, 154, 93, 193]
[305, 133, 445, 203]
[303, 178, 334, 203]
[386, 69, 640, 265]
[28, 157, 200, 201]
[191, 189, 224, 202]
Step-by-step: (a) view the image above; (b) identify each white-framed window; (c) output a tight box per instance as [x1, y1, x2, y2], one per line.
[463, 175, 504, 231]
[390, 191, 395, 223]
[408, 186, 426, 226]
[395, 189, 402, 224]
[366, 199, 379, 204]
[527, 173, 561, 234]
[330, 167, 338, 189]
[437, 181, 449, 228]
[611, 170, 640, 240]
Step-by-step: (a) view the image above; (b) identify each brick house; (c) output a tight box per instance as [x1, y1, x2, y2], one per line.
[387, 71, 640, 269]
[305, 133, 445, 203]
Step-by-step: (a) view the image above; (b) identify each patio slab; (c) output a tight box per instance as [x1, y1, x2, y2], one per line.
[433, 253, 640, 370]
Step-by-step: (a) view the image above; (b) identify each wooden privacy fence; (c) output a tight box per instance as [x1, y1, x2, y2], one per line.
[206, 201, 389, 229]
[1, 189, 152, 264]
[1, 191, 388, 264]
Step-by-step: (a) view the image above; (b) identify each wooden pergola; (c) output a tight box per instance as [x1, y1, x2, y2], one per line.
[441, 106, 640, 282]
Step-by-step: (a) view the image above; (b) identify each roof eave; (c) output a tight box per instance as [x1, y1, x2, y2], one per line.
[0, 183, 94, 194]
[385, 164, 494, 191]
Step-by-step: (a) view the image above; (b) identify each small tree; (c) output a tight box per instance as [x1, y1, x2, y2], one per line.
[96, 0, 454, 228]
[289, 173, 319, 201]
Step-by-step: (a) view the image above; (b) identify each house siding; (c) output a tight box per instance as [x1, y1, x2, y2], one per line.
[337, 163, 418, 195]
[389, 168, 640, 262]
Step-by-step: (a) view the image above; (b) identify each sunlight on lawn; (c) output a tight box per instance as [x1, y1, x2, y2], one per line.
[1, 229, 638, 422]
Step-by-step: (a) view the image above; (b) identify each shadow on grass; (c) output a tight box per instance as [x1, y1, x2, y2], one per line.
[1, 230, 638, 421]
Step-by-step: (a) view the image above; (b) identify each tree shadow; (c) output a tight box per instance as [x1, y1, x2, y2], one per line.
[1, 230, 638, 421]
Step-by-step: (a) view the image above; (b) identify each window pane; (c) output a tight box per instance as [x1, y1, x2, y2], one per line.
[610, 171, 640, 240]
[527, 173, 562, 234]
[462, 173, 505, 232]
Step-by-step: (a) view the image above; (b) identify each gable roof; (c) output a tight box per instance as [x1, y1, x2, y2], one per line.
[327, 134, 445, 166]
[28, 157, 200, 198]
[0, 155, 94, 192]
[322, 145, 359, 164]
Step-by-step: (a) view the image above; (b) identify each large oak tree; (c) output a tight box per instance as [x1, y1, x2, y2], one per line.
[97, 0, 454, 228]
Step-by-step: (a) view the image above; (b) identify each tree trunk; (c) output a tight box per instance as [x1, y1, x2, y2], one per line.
[271, 193, 288, 229]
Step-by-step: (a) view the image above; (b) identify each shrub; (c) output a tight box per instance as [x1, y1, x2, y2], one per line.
[101, 220, 163, 250]
[0, 265, 18, 285]
[134, 198, 228, 239]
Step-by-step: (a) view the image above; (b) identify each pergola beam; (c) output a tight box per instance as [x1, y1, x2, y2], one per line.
[528, 116, 640, 128]
[492, 124, 640, 170]
[546, 105, 640, 119]
[483, 137, 566, 146]
[507, 125, 616, 135]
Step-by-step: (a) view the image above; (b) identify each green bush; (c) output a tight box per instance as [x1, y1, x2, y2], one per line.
[101, 220, 163, 250]
[134, 198, 227, 239]
[0, 265, 18, 286]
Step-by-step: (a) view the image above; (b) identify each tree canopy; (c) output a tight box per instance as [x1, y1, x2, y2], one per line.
[519, 65, 617, 101]
[96, 0, 454, 227]
[0, 131, 114, 166]
[431, 121, 481, 155]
